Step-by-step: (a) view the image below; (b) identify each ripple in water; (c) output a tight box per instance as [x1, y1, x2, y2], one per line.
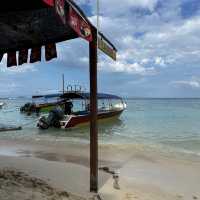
[1, 98, 200, 157]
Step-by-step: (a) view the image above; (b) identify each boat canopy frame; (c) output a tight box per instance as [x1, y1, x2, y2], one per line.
[33, 92, 123, 100]
[61, 92, 123, 100]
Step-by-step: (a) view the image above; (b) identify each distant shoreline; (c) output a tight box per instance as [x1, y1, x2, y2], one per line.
[1, 97, 200, 100]
[125, 97, 200, 100]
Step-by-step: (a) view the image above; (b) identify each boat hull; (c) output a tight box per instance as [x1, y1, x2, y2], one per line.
[62, 109, 123, 128]
[38, 103, 65, 113]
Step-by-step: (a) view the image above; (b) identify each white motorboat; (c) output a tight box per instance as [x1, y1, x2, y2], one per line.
[0, 102, 5, 109]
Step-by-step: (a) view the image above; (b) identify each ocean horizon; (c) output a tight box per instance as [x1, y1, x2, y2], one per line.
[2, 96, 200, 100]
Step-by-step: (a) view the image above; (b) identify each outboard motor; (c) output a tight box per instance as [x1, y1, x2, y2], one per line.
[37, 106, 64, 129]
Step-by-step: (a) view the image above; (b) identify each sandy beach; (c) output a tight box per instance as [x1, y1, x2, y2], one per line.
[1, 0, 200, 198]
[0, 138, 199, 200]
[0, 169, 81, 200]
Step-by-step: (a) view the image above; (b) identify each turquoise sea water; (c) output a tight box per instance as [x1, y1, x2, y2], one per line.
[0, 98, 200, 156]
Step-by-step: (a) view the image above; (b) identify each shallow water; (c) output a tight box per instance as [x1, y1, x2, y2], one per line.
[0, 98, 200, 157]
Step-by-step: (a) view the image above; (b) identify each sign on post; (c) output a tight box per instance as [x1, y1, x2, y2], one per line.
[54, 0, 117, 60]
[68, 6, 93, 42]
[98, 36, 117, 61]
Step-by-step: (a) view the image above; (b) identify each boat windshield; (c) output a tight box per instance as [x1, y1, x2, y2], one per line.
[70, 98, 126, 113]
[32, 96, 61, 104]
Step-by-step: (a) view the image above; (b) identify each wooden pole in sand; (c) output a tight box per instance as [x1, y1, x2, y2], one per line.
[89, 28, 98, 192]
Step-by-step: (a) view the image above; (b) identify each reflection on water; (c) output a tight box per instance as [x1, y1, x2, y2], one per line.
[37, 117, 124, 142]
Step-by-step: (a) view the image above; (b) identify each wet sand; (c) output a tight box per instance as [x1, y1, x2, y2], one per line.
[0, 138, 200, 200]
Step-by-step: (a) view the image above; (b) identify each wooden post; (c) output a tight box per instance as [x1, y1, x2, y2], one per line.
[89, 30, 98, 192]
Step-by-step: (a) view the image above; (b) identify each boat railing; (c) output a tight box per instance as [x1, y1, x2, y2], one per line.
[66, 84, 86, 93]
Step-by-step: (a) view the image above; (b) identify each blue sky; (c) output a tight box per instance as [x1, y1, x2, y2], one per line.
[1, 0, 200, 97]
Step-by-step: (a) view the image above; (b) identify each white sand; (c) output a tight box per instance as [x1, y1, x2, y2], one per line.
[0, 139, 200, 200]
[0, 155, 110, 199]
[0, 169, 81, 200]
[100, 156, 200, 200]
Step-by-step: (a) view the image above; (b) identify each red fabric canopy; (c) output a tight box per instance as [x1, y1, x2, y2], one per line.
[0, 0, 117, 66]
[42, 0, 54, 6]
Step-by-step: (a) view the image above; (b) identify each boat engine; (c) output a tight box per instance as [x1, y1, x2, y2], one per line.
[37, 106, 64, 129]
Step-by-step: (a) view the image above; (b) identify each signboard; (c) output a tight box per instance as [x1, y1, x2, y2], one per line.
[54, 1, 93, 42]
[68, 6, 93, 42]
[54, 0, 116, 59]
[98, 37, 117, 61]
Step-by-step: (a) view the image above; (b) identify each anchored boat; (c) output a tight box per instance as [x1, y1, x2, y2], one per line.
[0, 102, 5, 109]
[37, 91, 126, 129]
[20, 82, 85, 114]
[20, 93, 65, 114]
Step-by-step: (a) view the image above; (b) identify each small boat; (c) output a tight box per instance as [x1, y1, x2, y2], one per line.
[37, 91, 126, 129]
[20, 93, 65, 114]
[0, 102, 5, 109]
[20, 78, 82, 114]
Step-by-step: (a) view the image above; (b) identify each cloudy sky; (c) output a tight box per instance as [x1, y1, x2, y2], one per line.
[1, 0, 200, 97]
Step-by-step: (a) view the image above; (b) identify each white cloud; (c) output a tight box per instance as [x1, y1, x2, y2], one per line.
[78, 0, 158, 14]
[56, 40, 89, 68]
[0, 0, 200, 97]
[155, 57, 166, 67]
[99, 59, 156, 75]
[0, 82, 22, 94]
[82, 2, 199, 75]
[141, 58, 149, 64]
[0, 54, 37, 74]
[54, 0, 200, 84]
[79, 57, 89, 64]
[171, 80, 200, 89]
